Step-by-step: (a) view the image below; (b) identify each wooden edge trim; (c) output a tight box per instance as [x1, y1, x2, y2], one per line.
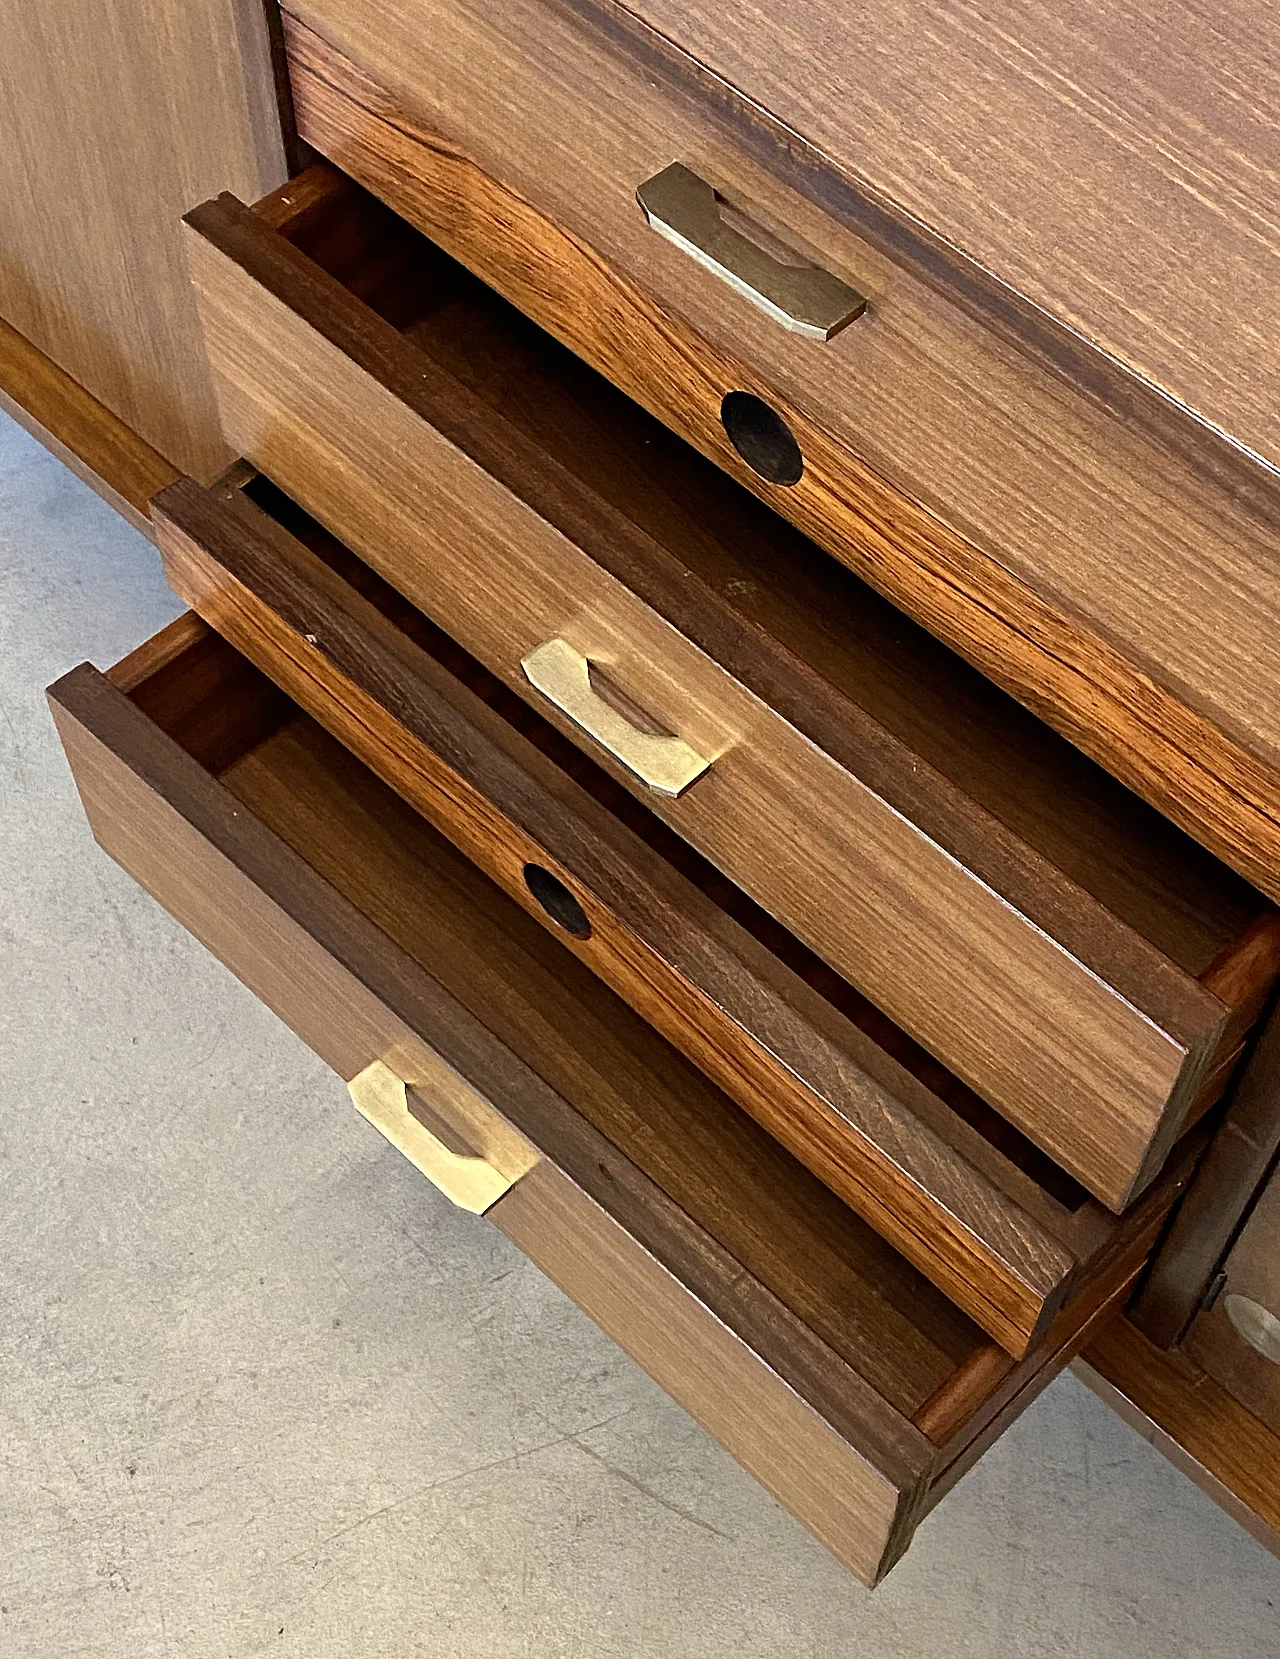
[1199, 910, 1280, 1018]
[46, 653, 931, 1490]
[249, 156, 354, 233]
[910, 1342, 1017, 1446]
[0, 314, 179, 537]
[1076, 1319, 1280, 1555]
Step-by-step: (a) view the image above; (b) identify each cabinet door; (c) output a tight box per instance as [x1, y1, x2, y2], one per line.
[0, 1, 288, 477]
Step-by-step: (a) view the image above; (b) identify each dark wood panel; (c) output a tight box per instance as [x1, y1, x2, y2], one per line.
[279, 8, 1280, 903]
[1185, 1166, 1280, 1433]
[1134, 999, 1280, 1347]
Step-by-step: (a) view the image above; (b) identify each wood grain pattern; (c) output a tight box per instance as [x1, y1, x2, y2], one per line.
[46, 645, 938, 1579]
[55, 621, 1144, 1581]
[181, 177, 1280, 1208]
[494, 1155, 914, 1581]
[1077, 1319, 1280, 1560]
[0, 0, 287, 479]
[53, 618, 1200, 1578]
[0, 316, 179, 537]
[1185, 1164, 1280, 1432]
[608, 0, 1280, 480]
[279, 8, 1280, 901]
[152, 469, 1213, 1355]
[1134, 999, 1280, 1348]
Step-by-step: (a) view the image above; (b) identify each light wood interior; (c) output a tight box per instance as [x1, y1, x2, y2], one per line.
[124, 622, 992, 1420]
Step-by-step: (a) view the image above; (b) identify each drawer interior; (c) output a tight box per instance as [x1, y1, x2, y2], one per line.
[267, 172, 1272, 984]
[123, 622, 992, 1419]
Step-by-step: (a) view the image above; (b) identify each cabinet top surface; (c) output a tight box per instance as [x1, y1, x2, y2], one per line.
[617, 0, 1280, 474]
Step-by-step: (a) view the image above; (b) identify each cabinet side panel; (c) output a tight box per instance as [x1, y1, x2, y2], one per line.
[0, 1, 288, 479]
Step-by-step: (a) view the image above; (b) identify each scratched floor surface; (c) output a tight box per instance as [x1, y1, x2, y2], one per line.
[1, 410, 1277, 1657]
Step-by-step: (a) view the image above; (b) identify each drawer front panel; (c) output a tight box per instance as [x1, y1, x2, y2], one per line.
[279, 2, 1280, 905]
[499, 1153, 910, 1574]
[47, 624, 934, 1585]
[182, 186, 1235, 1211]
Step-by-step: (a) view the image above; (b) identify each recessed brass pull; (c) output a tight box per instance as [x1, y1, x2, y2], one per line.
[348, 1060, 519, 1215]
[637, 162, 867, 341]
[520, 637, 711, 797]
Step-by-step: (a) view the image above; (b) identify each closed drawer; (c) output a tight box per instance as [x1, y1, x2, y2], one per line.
[151, 467, 1202, 1358]
[182, 166, 1280, 1212]
[275, 3, 1280, 905]
[49, 614, 1133, 1585]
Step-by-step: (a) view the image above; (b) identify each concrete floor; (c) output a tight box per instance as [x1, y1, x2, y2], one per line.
[2, 408, 1278, 1657]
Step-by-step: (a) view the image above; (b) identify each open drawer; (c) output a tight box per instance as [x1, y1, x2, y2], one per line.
[181, 165, 1280, 1214]
[151, 469, 1198, 1359]
[51, 615, 1153, 1586]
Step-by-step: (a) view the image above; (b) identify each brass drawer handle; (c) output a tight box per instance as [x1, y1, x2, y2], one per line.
[521, 637, 711, 797]
[348, 1060, 518, 1215]
[637, 162, 867, 341]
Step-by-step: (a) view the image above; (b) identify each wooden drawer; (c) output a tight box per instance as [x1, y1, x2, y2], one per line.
[150, 467, 1202, 1358]
[181, 166, 1280, 1213]
[48, 614, 1140, 1586]
[274, 3, 1280, 905]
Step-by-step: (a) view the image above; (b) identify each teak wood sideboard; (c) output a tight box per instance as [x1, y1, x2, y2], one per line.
[5, 0, 1280, 1587]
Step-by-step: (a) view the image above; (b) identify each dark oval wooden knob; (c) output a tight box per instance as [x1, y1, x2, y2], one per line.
[720, 391, 804, 485]
[523, 863, 592, 938]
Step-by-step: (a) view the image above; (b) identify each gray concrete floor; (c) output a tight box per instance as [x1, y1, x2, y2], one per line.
[1, 408, 1277, 1657]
